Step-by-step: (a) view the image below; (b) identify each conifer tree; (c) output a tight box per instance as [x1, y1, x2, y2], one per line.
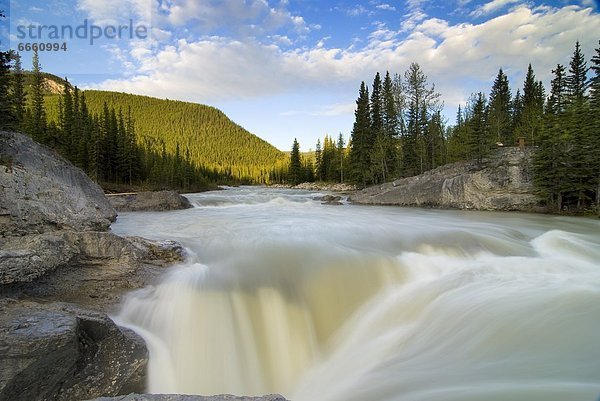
[370, 72, 383, 139]
[534, 65, 570, 211]
[566, 42, 594, 209]
[590, 40, 600, 110]
[315, 138, 322, 181]
[382, 71, 398, 178]
[403, 63, 441, 176]
[567, 41, 588, 104]
[370, 72, 388, 183]
[487, 68, 512, 145]
[468, 92, 489, 163]
[425, 110, 445, 168]
[589, 41, 600, 210]
[60, 79, 74, 158]
[349, 81, 371, 186]
[28, 49, 47, 141]
[11, 52, 26, 130]
[337, 133, 345, 183]
[547, 64, 567, 115]
[516, 64, 544, 145]
[0, 12, 14, 131]
[289, 138, 302, 185]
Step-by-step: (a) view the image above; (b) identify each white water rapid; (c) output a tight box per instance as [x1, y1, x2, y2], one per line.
[111, 187, 600, 401]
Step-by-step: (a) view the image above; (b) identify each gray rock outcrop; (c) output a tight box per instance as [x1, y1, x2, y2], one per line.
[349, 148, 540, 211]
[0, 131, 188, 400]
[0, 130, 116, 237]
[0, 300, 147, 401]
[88, 394, 288, 401]
[107, 191, 192, 212]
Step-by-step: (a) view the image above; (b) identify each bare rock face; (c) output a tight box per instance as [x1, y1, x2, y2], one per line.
[0, 232, 79, 285]
[0, 131, 189, 400]
[349, 148, 540, 211]
[0, 131, 116, 237]
[0, 300, 147, 401]
[107, 191, 192, 212]
[87, 394, 289, 401]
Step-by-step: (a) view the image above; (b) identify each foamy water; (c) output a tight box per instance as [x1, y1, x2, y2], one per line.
[111, 187, 600, 401]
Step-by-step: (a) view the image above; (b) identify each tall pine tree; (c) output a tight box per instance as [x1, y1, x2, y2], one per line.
[402, 63, 441, 175]
[516, 64, 544, 146]
[487, 68, 512, 145]
[0, 11, 13, 131]
[349, 81, 371, 186]
[566, 40, 588, 104]
[289, 138, 302, 185]
[28, 49, 47, 141]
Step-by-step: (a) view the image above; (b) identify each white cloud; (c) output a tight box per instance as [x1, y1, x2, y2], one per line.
[400, 0, 429, 32]
[376, 4, 397, 11]
[158, 0, 309, 37]
[77, 0, 152, 26]
[312, 103, 357, 116]
[346, 5, 370, 17]
[90, 4, 600, 122]
[470, 0, 520, 18]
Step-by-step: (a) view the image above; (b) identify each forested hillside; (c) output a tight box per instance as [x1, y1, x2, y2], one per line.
[0, 46, 287, 190]
[45, 91, 286, 184]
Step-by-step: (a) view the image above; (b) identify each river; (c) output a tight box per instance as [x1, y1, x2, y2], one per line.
[111, 187, 600, 401]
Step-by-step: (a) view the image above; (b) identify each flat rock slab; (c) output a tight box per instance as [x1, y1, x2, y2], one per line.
[107, 191, 192, 212]
[89, 394, 288, 401]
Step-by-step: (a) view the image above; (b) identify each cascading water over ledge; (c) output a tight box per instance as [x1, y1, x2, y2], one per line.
[112, 187, 600, 401]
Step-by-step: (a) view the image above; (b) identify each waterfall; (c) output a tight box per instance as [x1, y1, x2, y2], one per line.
[112, 187, 600, 401]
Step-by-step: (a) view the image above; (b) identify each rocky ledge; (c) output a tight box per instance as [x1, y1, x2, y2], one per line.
[0, 131, 187, 401]
[350, 148, 541, 211]
[107, 191, 192, 212]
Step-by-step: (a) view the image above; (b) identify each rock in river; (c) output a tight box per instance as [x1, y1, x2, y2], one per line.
[107, 191, 192, 212]
[0, 300, 147, 401]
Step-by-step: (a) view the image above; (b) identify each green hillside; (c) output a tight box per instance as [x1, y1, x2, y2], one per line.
[45, 90, 286, 183]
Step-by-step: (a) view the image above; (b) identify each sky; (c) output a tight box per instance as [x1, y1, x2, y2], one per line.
[1, 0, 599, 150]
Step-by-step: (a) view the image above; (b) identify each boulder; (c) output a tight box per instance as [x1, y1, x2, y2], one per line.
[0, 131, 116, 237]
[107, 191, 192, 212]
[0, 300, 147, 401]
[313, 194, 343, 205]
[349, 148, 540, 211]
[125, 237, 186, 265]
[87, 395, 288, 401]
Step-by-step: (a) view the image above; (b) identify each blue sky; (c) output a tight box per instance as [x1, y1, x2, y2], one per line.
[1, 0, 599, 150]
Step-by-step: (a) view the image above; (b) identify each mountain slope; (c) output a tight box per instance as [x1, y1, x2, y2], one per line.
[45, 90, 286, 183]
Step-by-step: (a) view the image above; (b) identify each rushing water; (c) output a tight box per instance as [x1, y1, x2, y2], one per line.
[112, 187, 600, 401]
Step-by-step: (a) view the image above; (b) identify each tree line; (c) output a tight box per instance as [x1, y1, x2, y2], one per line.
[287, 40, 599, 213]
[55, 90, 286, 184]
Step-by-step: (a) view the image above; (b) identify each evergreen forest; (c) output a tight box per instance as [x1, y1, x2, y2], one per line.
[289, 40, 600, 213]
[0, 48, 287, 191]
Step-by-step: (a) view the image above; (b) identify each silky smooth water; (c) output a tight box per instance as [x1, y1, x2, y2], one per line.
[112, 187, 600, 401]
